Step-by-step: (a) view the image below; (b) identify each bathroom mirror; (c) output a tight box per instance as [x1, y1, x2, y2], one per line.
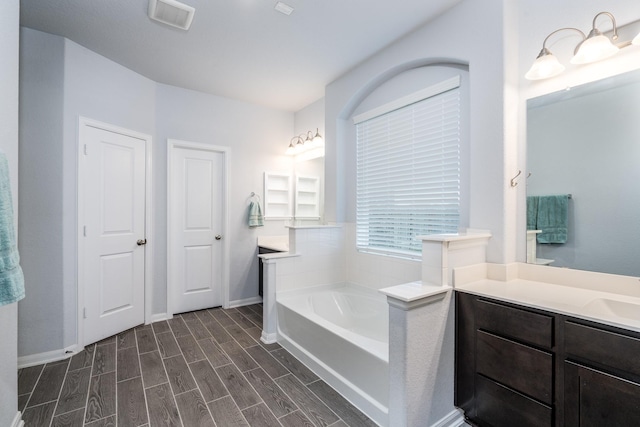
[526, 69, 640, 277]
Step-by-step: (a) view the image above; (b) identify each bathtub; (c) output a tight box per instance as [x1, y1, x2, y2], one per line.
[276, 283, 389, 426]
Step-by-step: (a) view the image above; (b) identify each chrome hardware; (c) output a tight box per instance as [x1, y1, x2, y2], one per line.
[215, 235, 222, 240]
[137, 239, 147, 246]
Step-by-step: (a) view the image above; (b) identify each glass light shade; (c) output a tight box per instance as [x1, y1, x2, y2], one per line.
[312, 129, 323, 147]
[571, 33, 619, 64]
[525, 52, 565, 80]
[286, 142, 296, 155]
[633, 32, 640, 46]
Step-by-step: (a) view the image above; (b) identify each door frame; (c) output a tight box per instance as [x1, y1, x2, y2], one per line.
[167, 139, 230, 315]
[77, 117, 154, 348]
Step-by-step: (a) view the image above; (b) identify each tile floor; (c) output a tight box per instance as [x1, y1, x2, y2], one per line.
[18, 304, 377, 427]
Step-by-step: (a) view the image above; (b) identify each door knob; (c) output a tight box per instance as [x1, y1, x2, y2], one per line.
[215, 235, 222, 240]
[137, 239, 147, 246]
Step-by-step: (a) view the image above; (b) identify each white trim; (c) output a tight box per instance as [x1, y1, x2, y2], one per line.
[353, 75, 461, 124]
[260, 331, 277, 344]
[228, 296, 262, 308]
[430, 409, 466, 427]
[17, 343, 77, 369]
[167, 139, 231, 314]
[77, 117, 154, 348]
[150, 312, 172, 323]
[278, 330, 389, 426]
[11, 412, 24, 427]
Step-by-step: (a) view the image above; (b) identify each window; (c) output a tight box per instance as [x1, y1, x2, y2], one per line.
[354, 76, 461, 258]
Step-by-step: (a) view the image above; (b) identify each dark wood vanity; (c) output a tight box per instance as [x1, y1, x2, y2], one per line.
[455, 291, 640, 427]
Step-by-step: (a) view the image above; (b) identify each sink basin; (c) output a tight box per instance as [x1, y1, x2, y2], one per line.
[582, 298, 640, 322]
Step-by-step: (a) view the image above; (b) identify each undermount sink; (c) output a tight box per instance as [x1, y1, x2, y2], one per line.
[582, 298, 640, 322]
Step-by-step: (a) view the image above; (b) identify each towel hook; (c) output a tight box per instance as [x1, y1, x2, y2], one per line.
[510, 170, 522, 187]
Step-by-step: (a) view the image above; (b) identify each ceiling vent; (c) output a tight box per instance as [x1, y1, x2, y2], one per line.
[148, 0, 195, 31]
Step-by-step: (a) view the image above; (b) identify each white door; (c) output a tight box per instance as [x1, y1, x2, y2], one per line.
[169, 145, 224, 314]
[82, 125, 146, 345]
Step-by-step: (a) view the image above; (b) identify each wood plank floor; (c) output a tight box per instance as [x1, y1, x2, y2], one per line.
[18, 304, 378, 427]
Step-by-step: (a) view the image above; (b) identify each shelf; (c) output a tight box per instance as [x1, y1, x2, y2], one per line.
[264, 172, 292, 219]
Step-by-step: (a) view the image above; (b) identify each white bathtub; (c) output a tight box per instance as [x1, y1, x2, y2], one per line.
[276, 283, 389, 426]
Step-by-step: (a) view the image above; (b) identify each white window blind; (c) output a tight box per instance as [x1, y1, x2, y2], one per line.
[355, 77, 461, 257]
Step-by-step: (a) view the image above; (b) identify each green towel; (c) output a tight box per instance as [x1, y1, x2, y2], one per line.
[526, 196, 539, 230]
[248, 201, 264, 227]
[0, 153, 25, 306]
[536, 195, 569, 244]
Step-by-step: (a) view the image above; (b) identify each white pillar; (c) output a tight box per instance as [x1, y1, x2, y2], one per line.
[260, 258, 278, 344]
[381, 284, 455, 426]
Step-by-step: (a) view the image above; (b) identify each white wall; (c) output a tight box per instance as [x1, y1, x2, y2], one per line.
[155, 84, 294, 307]
[325, 0, 516, 266]
[18, 28, 295, 358]
[0, 0, 20, 423]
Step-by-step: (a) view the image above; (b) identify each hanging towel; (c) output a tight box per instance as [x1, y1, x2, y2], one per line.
[536, 195, 569, 244]
[0, 153, 25, 306]
[526, 196, 539, 230]
[248, 200, 264, 228]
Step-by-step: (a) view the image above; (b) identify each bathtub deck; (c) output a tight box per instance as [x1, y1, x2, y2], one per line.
[18, 304, 377, 427]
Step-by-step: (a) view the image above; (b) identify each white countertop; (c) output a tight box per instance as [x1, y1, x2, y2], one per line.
[257, 235, 289, 252]
[454, 263, 640, 333]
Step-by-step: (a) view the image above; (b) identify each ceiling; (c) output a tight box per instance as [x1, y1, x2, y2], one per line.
[20, 0, 462, 112]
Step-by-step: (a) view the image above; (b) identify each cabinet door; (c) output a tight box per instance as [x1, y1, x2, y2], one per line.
[565, 361, 640, 426]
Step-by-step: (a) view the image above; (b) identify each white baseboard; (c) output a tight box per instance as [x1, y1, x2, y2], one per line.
[431, 408, 466, 427]
[18, 344, 78, 369]
[260, 331, 277, 344]
[149, 312, 171, 323]
[11, 412, 24, 427]
[228, 296, 262, 308]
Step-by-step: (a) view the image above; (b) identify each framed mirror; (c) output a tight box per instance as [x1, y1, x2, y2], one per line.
[526, 69, 640, 277]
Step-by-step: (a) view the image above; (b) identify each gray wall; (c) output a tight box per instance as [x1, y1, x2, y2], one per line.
[18, 28, 295, 358]
[18, 28, 66, 357]
[0, 0, 20, 423]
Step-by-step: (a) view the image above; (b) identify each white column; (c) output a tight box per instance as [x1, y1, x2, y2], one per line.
[381, 284, 455, 426]
[261, 258, 278, 344]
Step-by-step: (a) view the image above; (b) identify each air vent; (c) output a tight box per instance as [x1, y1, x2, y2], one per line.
[148, 0, 195, 31]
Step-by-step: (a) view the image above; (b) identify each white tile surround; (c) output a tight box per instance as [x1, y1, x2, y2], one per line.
[260, 227, 487, 426]
[264, 223, 424, 294]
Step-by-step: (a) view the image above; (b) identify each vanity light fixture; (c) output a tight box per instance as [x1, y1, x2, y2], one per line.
[526, 11, 640, 81]
[570, 12, 619, 64]
[286, 129, 324, 156]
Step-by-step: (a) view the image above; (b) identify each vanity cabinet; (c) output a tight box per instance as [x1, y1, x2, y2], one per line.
[564, 321, 640, 426]
[455, 291, 640, 427]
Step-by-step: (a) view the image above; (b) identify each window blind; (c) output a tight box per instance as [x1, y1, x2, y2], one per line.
[355, 78, 461, 257]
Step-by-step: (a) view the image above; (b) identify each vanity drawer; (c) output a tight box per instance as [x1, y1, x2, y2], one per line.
[476, 374, 553, 427]
[477, 330, 553, 404]
[476, 298, 554, 348]
[565, 321, 640, 378]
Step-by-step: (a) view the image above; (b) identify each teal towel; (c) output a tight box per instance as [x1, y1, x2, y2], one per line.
[526, 196, 539, 230]
[248, 201, 264, 227]
[536, 195, 569, 244]
[0, 153, 25, 306]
